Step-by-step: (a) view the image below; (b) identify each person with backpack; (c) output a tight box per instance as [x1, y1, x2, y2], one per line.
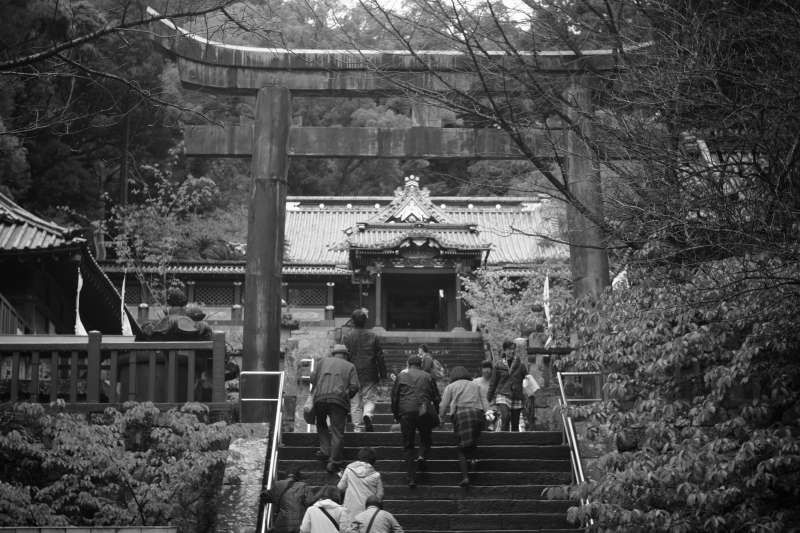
[391, 354, 440, 488]
[343, 308, 386, 432]
[337, 447, 384, 516]
[268, 469, 314, 533]
[348, 496, 404, 533]
[299, 485, 351, 533]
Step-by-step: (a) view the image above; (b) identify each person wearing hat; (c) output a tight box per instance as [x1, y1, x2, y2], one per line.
[311, 344, 360, 473]
[390, 354, 440, 487]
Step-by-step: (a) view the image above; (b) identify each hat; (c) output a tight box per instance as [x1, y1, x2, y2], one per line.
[331, 344, 349, 355]
[407, 354, 422, 367]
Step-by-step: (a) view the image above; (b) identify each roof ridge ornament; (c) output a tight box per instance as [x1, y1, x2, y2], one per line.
[371, 175, 450, 224]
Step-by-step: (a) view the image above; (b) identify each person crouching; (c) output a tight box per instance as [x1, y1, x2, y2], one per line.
[439, 365, 485, 487]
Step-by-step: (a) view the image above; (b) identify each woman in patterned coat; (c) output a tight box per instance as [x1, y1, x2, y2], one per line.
[439, 365, 486, 487]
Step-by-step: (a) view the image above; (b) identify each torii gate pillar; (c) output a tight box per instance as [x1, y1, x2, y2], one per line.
[242, 87, 290, 422]
[563, 77, 610, 298]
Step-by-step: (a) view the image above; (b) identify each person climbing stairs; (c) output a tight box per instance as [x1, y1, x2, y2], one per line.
[278, 400, 582, 533]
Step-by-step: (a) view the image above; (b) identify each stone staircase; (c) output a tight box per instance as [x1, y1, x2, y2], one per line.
[379, 334, 486, 376]
[279, 401, 581, 533]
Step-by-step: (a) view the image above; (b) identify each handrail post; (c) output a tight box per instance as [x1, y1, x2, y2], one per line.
[87, 331, 102, 402]
[211, 331, 226, 402]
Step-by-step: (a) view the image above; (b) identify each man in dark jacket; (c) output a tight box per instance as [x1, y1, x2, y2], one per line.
[311, 344, 360, 473]
[343, 308, 385, 432]
[391, 354, 440, 487]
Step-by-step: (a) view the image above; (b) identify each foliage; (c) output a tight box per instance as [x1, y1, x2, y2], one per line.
[0, 402, 235, 531]
[110, 148, 221, 304]
[460, 263, 570, 354]
[555, 259, 800, 531]
[344, 0, 800, 529]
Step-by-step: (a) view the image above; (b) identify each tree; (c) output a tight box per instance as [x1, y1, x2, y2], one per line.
[460, 263, 570, 354]
[344, 0, 800, 529]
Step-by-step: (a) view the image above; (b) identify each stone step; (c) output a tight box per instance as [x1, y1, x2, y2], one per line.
[278, 444, 570, 461]
[382, 498, 573, 514]
[282, 430, 563, 447]
[285, 470, 571, 486]
[395, 513, 572, 530]
[280, 458, 570, 473]
[403, 530, 582, 533]
[347, 484, 563, 500]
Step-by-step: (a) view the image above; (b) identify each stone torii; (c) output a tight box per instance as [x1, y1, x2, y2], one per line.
[150, 10, 615, 420]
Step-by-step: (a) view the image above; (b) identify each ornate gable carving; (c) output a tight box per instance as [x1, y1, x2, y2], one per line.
[372, 175, 449, 224]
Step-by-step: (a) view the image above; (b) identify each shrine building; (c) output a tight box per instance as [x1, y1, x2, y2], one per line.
[104, 176, 567, 335]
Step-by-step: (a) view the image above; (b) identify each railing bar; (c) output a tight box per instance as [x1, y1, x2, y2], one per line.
[262, 371, 286, 533]
[70, 351, 78, 402]
[148, 351, 157, 401]
[30, 351, 40, 402]
[50, 352, 59, 402]
[109, 351, 118, 403]
[559, 371, 602, 376]
[187, 352, 195, 402]
[10, 351, 20, 401]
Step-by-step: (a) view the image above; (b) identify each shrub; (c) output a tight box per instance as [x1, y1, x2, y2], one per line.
[0, 402, 234, 531]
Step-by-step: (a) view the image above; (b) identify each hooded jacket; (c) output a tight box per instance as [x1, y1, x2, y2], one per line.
[299, 499, 351, 533]
[336, 460, 385, 516]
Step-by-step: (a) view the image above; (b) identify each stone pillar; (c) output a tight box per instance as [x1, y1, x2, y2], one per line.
[242, 86, 291, 422]
[185, 280, 196, 302]
[233, 280, 242, 305]
[562, 77, 610, 298]
[325, 282, 335, 321]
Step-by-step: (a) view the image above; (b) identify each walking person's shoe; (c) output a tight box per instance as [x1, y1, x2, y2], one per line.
[469, 459, 479, 470]
[415, 456, 427, 471]
[407, 476, 417, 488]
[314, 450, 329, 461]
[363, 415, 374, 432]
[326, 461, 343, 474]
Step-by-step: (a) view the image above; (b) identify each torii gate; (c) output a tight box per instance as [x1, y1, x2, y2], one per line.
[151, 13, 613, 421]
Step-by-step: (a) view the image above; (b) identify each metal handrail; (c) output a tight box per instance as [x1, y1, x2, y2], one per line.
[557, 371, 602, 527]
[239, 370, 285, 533]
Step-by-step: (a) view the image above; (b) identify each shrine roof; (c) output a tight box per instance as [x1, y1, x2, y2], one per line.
[285, 176, 567, 266]
[0, 192, 83, 252]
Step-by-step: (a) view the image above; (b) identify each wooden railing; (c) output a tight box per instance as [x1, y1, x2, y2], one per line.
[0, 293, 30, 334]
[0, 331, 226, 406]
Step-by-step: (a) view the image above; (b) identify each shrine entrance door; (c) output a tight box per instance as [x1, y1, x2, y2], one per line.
[383, 273, 453, 331]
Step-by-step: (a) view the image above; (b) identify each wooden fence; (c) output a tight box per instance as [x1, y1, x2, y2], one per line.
[0, 331, 226, 407]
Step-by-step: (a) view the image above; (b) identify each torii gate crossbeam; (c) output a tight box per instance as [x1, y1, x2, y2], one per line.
[149, 9, 612, 421]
